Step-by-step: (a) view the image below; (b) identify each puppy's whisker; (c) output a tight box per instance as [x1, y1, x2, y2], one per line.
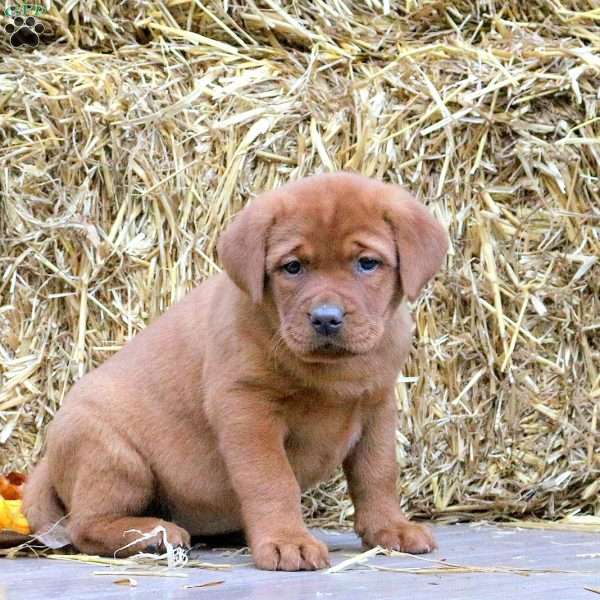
[269, 329, 288, 363]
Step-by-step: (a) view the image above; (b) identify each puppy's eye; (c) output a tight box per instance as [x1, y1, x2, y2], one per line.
[282, 260, 303, 275]
[357, 257, 381, 273]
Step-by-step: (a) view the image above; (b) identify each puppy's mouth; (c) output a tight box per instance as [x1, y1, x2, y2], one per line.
[282, 332, 362, 363]
[280, 319, 384, 364]
[305, 342, 357, 361]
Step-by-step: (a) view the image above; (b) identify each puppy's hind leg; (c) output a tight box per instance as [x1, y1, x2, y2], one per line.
[61, 437, 190, 557]
[69, 515, 191, 557]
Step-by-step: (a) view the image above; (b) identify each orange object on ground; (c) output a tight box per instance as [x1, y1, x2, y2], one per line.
[0, 471, 26, 500]
[0, 498, 30, 535]
[0, 472, 30, 535]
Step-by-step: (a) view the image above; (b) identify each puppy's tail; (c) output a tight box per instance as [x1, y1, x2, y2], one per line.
[22, 456, 70, 547]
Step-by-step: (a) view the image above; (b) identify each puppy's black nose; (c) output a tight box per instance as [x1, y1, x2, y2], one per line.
[310, 304, 344, 336]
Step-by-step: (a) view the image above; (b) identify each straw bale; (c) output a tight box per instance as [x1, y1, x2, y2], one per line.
[0, 1, 599, 527]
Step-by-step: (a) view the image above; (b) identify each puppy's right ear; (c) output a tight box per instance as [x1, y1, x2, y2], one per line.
[217, 194, 278, 304]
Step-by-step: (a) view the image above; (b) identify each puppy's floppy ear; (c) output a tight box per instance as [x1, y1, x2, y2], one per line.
[383, 186, 448, 302]
[217, 194, 277, 304]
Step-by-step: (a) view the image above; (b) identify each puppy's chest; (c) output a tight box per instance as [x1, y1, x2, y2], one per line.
[283, 400, 362, 490]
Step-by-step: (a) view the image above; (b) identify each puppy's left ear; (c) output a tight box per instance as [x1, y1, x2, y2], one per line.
[217, 194, 278, 304]
[383, 186, 448, 302]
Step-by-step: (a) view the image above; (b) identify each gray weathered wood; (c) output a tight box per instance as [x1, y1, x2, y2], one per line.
[1, 523, 599, 599]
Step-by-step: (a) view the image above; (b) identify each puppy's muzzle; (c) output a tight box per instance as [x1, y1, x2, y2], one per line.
[309, 304, 344, 337]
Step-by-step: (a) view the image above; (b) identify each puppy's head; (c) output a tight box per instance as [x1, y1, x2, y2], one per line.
[218, 172, 447, 363]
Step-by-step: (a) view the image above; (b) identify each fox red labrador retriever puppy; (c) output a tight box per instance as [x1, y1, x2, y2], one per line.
[24, 172, 447, 570]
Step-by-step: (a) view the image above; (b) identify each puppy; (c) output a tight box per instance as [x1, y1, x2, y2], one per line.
[23, 172, 448, 571]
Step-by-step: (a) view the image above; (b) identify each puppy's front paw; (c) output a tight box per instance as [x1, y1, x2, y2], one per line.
[252, 532, 330, 571]
[363, 521, 436, 554]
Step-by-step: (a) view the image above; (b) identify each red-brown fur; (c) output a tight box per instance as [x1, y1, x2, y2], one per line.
[23, 172, 448, 571]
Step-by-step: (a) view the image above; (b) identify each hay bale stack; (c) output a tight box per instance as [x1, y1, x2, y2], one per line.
[1, 1, 598, 525]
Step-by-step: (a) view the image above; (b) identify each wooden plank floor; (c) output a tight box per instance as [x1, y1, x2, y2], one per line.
[1, 523, 599, 599]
